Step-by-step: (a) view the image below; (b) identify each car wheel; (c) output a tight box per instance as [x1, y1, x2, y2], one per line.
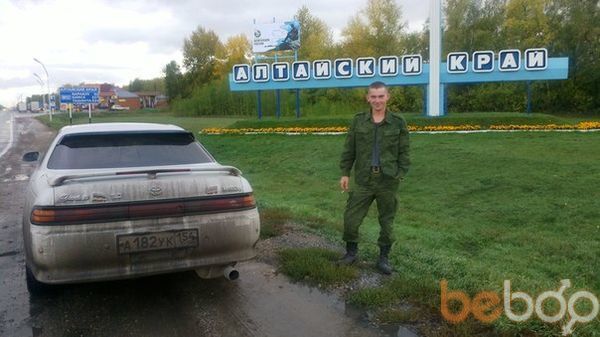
[25, 265, 53, 295]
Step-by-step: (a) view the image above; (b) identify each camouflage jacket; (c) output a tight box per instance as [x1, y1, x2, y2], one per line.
[340, 111, 410, 185]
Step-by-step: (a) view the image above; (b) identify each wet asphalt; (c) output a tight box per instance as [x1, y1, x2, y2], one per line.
[0, 112, 393, 337]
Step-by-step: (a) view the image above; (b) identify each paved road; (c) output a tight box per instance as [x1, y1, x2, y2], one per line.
[0, 115, 392, 337]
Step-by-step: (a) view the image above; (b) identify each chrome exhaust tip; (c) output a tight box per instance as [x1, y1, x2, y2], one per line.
[223, 266, 239, 281]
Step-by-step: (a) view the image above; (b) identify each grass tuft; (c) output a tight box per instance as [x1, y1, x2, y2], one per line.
[278, 248, 359, 287]
[348, 286, 399, 308]
[375, 307, 423, 324]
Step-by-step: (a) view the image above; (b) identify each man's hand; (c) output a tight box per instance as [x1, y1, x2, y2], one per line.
[340, 176, 350, 192]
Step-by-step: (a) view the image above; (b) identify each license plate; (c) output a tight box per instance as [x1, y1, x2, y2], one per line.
[117, 229, 199, 254]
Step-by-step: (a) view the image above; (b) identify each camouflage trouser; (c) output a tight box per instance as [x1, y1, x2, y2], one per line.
[343, 173, 400, 247]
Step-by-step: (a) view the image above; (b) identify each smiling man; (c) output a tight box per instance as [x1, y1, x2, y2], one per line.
[338, 81, 410, 274]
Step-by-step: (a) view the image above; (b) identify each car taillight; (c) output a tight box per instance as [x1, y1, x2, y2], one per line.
[31, 193, 256, 225]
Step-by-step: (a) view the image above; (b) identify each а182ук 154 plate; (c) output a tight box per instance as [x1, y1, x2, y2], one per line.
[117, 229, 199, 254]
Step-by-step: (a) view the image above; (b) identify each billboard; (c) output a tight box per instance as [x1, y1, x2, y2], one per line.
[253, 20, 300, 53]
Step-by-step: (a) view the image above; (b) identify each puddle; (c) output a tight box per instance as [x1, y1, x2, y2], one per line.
[229, 262, 389, 337]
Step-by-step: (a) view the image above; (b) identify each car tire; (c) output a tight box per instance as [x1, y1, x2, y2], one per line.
[25, 265, 53, 295]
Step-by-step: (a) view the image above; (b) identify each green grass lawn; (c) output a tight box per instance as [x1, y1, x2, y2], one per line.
[38, 111, 599, 336]
[198, 132, 599, 337]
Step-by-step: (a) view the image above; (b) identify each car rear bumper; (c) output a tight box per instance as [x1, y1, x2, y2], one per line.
[26, 208, 260, 284]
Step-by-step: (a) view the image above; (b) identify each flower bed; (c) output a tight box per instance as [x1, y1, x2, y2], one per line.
[200, 121, 600, 135]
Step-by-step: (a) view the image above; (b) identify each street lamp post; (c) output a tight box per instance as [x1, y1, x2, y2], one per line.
[33, 73, 46, 113]
[33, 58, 52, 121]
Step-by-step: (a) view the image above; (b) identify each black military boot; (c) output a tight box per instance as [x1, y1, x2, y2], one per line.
[376, 245, 393, 275]
[338, 242, 358, 265]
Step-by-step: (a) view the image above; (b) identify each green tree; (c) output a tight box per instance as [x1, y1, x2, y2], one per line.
[444, 0, 506, 53]
[294, 6, 334, 60]
[214, 34, 251, 79]
[126, 78, 144, 92]
[341, 0, 406, 57]
[183, 26, 224, 86]
[503, 0, 552, 48]
[544, 0, 599, 112]
[163, 60, 183, 101]
[126, 78, 165, 93]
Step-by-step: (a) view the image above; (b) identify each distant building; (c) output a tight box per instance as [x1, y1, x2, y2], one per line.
[97, 84, 140, 110]
[135, 91, 168, 109]
[113, 87, 141, 110]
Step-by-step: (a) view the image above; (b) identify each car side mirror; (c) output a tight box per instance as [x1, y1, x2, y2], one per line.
[23, 152, 39, 162]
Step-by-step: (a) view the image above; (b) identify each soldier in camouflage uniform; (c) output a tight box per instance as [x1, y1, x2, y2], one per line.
[339, 81, 410, 274]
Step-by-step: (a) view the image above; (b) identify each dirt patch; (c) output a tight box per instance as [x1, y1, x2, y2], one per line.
[256, 222, 388, 291]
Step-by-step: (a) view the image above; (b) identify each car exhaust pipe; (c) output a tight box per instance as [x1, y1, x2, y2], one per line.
[223, 266, 239, 281]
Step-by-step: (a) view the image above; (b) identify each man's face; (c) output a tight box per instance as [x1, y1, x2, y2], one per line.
[366, 87, 389, 113]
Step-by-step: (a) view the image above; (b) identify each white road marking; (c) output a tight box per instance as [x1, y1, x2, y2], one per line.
[0, 112, 14, 160]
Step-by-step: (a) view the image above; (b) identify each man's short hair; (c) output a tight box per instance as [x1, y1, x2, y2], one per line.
[369, 81, 387, 91]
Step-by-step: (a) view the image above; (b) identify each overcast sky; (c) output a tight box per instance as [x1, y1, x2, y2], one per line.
[0, 0, 430, 107]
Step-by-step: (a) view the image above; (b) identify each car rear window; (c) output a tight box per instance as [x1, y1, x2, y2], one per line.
[47, 131, 214, 169]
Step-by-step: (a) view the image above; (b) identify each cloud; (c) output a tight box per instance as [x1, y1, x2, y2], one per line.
[0, 77, 39, 90]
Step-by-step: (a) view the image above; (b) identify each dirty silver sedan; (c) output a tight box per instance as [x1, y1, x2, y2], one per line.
[22, 123, 260, 292]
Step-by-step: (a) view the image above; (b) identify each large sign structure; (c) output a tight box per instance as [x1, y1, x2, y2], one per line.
[231, 49, 563, 86]
[231, 0, 569, 117]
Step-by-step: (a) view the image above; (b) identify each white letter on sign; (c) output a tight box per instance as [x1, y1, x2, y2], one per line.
[357, 57, 375, 77]
[499, 50, 521, 72]
[402, 55, 422, 75]
[272, 62, 289, 81]
[447, 52, 468, 73]
[313, 60, 331, 79]
[292, 61, 310, 80]
[379, 56, 398, 76]
[233, 64, 250, 83]
[525, 48, 548, 70]
[473, 51, 494, 72]
[252, 64, 269, 82]
[335, 58, 352, 78]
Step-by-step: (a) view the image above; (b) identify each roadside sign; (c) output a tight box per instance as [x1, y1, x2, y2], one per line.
[59, 87, 99, 104]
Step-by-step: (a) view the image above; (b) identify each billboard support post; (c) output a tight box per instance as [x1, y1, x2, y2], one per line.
[295, 50, 300, 119]
[527, 81, 532, 114]
[275, 53, 281, 119]
[257, 90, 262, 119]
[251, 19, 300, 119]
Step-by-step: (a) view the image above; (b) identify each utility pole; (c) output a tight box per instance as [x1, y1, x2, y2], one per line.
[33, 58, 52, 121]
[33, 73, 46, 113]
